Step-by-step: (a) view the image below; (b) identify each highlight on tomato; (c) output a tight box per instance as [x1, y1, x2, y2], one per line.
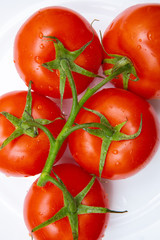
[69, 88, 159, 180]
[24, 163, 126, 240]
[102, 4, 160, 99]
[14, 6, 103, 100]
[0, 84, 67, 177]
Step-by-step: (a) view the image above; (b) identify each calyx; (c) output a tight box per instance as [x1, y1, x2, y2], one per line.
[81, 107, 142, 178]
[42, 35, 101, 106]
[103, 53, 139, 90]
[31, 171, 127, 240]
[0, 81, 55, 150]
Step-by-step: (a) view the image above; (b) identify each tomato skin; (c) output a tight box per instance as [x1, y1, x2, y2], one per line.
[69, 88, 159, 180]
[0, 91, 66, 177]
[102, 4, 160, 99]
[24, 163, 108, 240]
[14, 6, 103, 99]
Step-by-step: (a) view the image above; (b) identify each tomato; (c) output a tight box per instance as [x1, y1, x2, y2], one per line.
[0, 90, 66, 177]
[24, 163, 108, 240]
[14, 6, 102, 99]
[69, 88, 159, 180]
[102, 4, 160, 99]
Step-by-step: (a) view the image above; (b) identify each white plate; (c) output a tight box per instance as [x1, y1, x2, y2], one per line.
[0, 0, 160, 239]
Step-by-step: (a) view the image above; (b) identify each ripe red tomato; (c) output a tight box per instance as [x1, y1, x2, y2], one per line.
[14, 7, 102, 99]
[69, 88, 159, 180]
[0, 90, 66, 177]
[102, 4, 160, 99]
[24, 163, 108, 240]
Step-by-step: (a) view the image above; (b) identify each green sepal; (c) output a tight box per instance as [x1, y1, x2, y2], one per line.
[82, 127, 107, 138]
[52, 169, 66, 187]
[99, 138, 112, 178]
[0, 129, 23, 150]
[0, 110, 39, 141]
[0, 81, 38, 150]
[0, 81, 56, 150]
[82, 107, 143, 178]
[32, 206, 68, 233]
[112, 115, 142, 141]
[75, 175, 96, 205]
[31, 171, 127, 240]
[83, 107, 114, 130]
[34, 119, 53, 125]
[52, 169, 79, 239]
[22, 81, 33, 119]
[78, 204, 127, 214]
[42, 35, 102, 107]
[103, 53, 139, 90]
[35, 117, 64, 126]
[0, 111, 22, 127]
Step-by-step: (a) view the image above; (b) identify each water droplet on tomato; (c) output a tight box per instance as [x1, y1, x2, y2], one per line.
[115, 161, 120, 166]
[48, 86, 53, 91]
[147, 32, 152, 40]
[112, 149, 118, 155]
[39, 32, 43, 39]
[137, 45, 141, 50]
[40, 43, 44, 49]
[37, 105, 42, 110]
[35, 56, 41, 64]
[75, 152, 79, 157]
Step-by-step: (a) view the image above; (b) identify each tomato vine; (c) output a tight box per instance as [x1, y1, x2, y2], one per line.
[1, 26, 141, 238]
[1, 5, 160, 240]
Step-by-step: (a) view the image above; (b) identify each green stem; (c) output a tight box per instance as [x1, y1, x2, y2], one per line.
[38, 66, 126, 186]
[42, 174, 65, 192]
[62, 66, 126, 138]
[37, 60, 80, 186]
[28, 38, 129, 240]
[60, 59, 78, 111]
[31, 171, 127, 239]
[61, 122, 113, 139]
[59, 58, 80, 129]
[79, 69, 122, 108]
[24, 121, 56, 186]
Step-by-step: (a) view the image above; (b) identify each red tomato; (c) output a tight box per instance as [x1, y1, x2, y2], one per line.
[14, 7, 102, 98]
[102, 4, 160, 99]
[24, 163, 108, 240]
[69, 88, 159, 180]
[0, 91, 66, 177]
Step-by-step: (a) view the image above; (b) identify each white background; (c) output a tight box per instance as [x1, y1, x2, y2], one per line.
[0, 0, 160, 239]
